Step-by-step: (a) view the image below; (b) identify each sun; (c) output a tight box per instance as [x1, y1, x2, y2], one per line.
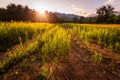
[35, 4, 47, 14]
[39, 9, 45, 14]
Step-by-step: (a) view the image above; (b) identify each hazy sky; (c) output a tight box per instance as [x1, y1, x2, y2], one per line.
[0, 0, 120, 16]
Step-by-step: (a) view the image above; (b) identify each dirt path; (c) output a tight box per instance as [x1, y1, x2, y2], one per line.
[53, 34, 120, 80]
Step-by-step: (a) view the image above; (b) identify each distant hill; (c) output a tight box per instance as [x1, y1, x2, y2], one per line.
[54, 12, 81, 21]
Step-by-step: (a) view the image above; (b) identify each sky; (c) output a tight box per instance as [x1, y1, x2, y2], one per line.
[0, 0, 120, 16]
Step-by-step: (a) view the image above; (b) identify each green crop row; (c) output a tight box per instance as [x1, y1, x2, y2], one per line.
[0, 22, 53, 51]
[0, 23, 70, 74]
[71, 24, 120, 53]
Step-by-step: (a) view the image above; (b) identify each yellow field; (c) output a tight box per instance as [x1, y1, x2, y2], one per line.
[0, 22, 120, 79]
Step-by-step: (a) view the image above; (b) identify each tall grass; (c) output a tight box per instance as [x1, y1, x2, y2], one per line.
[71, 24, 120, 53]
[0, 22, 70, 73]
[41, 26, 70, 59]
[0, 22, 52, 51]
[1, 22, 119, 74]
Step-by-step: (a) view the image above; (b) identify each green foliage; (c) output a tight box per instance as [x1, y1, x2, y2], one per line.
[96, 5, 116, 23]
[0, 22, 51, 51]
[92, 52, 103, 64]
[40, 26, 70, 62]
[72, 24, 120, 53]
[0, 22, 50, 73]
[0, 23, 35, 51]
[0, 22, 70, 74]
[0, 22, 119, 76]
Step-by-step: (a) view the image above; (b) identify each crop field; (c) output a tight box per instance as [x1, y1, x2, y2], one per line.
[0, 22, 120, 80]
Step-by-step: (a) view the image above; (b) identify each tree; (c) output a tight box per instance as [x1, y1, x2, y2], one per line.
[96, 5, 115, 23]
[0, 3, 64, 23]
[0, 3, 39, 22]
[78, 16, 86, 23]
[0, 8, 7, 21]
[116, 15, 120, 24]
[72, 16, 79, 23]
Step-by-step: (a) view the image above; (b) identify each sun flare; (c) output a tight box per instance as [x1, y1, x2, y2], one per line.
[35, 4, 47, 14]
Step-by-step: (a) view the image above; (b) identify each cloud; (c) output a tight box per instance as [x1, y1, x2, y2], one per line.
[105, 0, 115, 4]
[104, 0, 120, 5]
[115, 5, 120, 10]
[71, 5, 75, 7]
[104, 0, 120, 11]
[70, 5, 90, 17]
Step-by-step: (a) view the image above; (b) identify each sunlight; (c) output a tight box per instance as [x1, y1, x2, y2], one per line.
[35, 4, 47, 14]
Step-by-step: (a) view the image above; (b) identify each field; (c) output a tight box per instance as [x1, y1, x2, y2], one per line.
[0, 22, 120, 80]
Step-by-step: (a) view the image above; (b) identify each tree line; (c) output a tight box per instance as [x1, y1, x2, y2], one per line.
[0, 3, 63, 23]
[0, 4, 120, 23]
[74, 5, 120, 24]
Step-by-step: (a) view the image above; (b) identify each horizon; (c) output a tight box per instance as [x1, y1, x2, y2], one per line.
[0, 0, 120, 17]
